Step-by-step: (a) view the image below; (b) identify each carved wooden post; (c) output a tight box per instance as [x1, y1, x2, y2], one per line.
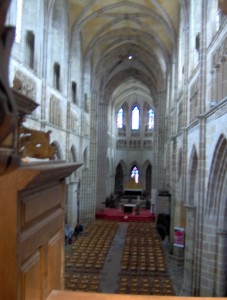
[0, 0, 20, 174]
[0, 1, 11, 33]
[219, 0, 227, 14]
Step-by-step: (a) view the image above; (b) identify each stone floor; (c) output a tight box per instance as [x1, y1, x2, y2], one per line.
[99, 223, 128, 293]
[65, 220, 184, 295]
[162, 246, 184, 295]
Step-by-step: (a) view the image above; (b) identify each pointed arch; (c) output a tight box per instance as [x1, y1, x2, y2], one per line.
[204, 134, 227, 296]
[114, 162, 124, 194]
[83, 147, 88, 169]
[187, 145, 198, 206]
[206, 134, 227, 219]
[70, 145, 77, 162]
[177, 148, 183, 181]
[68, 145, 77, 183]
[142, 160, 152, 196]
[51, 141, 63, 160]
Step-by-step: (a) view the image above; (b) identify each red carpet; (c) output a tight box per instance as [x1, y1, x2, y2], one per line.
[95, 208, 155, 222]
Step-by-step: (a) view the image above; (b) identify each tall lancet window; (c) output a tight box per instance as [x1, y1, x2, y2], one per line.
[16, 0, 23, 43]
[148, 108, 154, 129]
[132, 106, 139, 130]
[117, 108, 124, 129]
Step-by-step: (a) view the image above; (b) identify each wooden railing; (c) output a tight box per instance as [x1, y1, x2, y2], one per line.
[47, 290, 225, 300]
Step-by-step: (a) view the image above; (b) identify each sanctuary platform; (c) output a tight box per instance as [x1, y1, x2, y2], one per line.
[95, 208, 155, 222]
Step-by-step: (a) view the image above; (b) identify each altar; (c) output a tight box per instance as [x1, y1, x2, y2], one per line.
[123, 204, 136, 213]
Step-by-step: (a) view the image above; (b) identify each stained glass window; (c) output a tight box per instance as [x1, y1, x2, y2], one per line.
[148, 108, 154, 129]
[131, 166, 139, 183]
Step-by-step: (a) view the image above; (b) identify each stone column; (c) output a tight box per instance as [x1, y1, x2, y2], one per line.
[215, 65, 221, 102]
[215, 229, 227, 296]
[193, 116, 206, 296]
[155, 91, 166, 190]
[181, 205, 196, 295]
[80, 166, 96, 225]
[67, 181, 79, 228]
[222, 54, 227, 97]
[96, 101, 108, 209]
[79, 90, 98, 225]
[193, 1, 208, 295]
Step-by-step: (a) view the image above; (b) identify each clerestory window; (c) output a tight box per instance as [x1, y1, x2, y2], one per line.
[117, 108, 124, 129]
[132, 106, 139, 130]
[148, 108, 154, 129]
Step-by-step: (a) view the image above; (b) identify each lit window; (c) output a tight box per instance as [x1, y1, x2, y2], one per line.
[16, 0, 23, 43]
[117, 108, 123, 129]
[132, 106, 139, 130]
[131, 166, 139, 183]
[148, 108, 154, 129]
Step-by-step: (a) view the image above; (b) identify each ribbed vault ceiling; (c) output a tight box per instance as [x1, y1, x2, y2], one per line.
[69, 0, 180, 105]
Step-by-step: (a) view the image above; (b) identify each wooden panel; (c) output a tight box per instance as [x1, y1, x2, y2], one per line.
[0, 176, 18, 300]
[47, 231, 64, 294]
[20, 251, 41, 300]
[20, 184, 63, 226]
[20, 208, 64, 263]
[0, 162, 79, 300]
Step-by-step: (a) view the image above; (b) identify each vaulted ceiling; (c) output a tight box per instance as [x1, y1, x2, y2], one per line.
[69, 0, 180, 105]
